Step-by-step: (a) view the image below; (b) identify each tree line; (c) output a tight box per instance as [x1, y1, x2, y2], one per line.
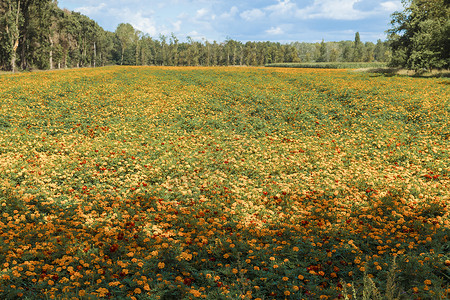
[0, 1, 390, 72]
[0, 0, 447, 72]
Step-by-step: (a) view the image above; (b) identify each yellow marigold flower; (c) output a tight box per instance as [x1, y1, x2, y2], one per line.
[190, 289, 202, 297]
[269, 257, 275, 261]
[359, 267, 365, 272]
[78, 290, 86, 297]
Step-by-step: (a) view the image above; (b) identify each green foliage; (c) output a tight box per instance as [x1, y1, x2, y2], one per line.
[0, 2, 392, 71]
[388, 0, 450, 71]
[265, 62, 387, 69]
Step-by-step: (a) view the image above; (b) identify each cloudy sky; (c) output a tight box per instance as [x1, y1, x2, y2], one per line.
[57, 0, 404, 43]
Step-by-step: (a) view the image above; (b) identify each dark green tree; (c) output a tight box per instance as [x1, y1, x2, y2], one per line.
[388, 0, 450, 71]
[317, 39, 327, 62]
[353, 32, 364, 62]
[115, 23, 136, 65]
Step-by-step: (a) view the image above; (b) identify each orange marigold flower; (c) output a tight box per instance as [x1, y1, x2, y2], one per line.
[190, 289, 202, 297]
[424, 279, 432, 285]
[282, 276, 288, 281]
[158, 262, 165, 269]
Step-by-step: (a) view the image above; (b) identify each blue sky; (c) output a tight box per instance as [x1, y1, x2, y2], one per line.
[57, 0, 404, 43]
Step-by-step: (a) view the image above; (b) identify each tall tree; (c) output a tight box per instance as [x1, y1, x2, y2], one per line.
[388, 0, 450, 71]
[115, 23, 135, 65]
[317, 39, 327, 62]
[353, 32, 364, 62]
[2, 0, 22, 72]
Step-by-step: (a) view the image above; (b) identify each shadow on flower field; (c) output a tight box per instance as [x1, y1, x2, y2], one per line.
[0, 66, 449, 299]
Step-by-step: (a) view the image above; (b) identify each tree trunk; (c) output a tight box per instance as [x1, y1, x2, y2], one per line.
[6, 0, 21, 72]
[11, 45, 17, 72]
[93, 42, 96, 67]
[20, 0, 31, 70]
[49, 36, 53, 70]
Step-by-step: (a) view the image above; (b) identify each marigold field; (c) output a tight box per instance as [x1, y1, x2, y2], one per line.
[0, 66, 449, 300]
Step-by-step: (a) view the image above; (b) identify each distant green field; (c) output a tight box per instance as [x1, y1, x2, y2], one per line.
[266, 62, 387, 69]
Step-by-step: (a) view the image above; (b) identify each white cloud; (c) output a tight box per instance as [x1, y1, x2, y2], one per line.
[108, 8, 160, 35]
[266, 0, 297, 16]
[59, 0, 396, 43]
[75, 3, 106, 15]
[220, 6, 239, 19]
[380, 1, 403, 12]
[266, 26, 284, 35]
[187, 30, 206, 40]
[240, 8, 265, 21]
[173, 20, 182, 32]
[296, 0, 369, 20]
[196, 8, 209, 18]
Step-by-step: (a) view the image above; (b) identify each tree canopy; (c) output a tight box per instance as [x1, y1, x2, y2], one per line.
[0, 1, 390, 71]
[387, 0, 450, 71]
